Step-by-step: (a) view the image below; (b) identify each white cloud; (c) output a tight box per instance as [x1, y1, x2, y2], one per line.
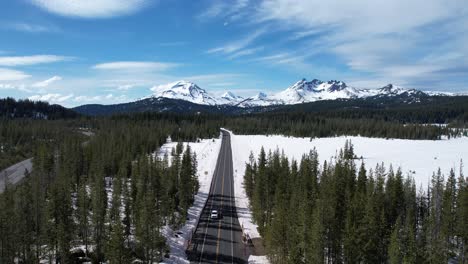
[0, 83, 19, 90]
[256, 0, 464, 35]
[0, 68, 31, 81]
[249, 0, 468, 89]
[73, 95, 103, 102]
[32, 76, 62, 87]
[30, 0, 153, 19]
[0, 55, 71, 66]
[92, 61, 178, 71]
[29, 93, 74, 103]
[116, 84, 137, 91]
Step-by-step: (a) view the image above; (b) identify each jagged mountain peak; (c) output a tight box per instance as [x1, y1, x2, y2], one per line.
[326, 80, 347, 92]
[221, 91, 240, 100]
[288, 78, 322, 92]
[379, 84, 406, 95]
[254, 92, 268, 100]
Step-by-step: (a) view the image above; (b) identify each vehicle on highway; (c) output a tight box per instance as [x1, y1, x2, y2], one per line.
[210, 210, 219, 219]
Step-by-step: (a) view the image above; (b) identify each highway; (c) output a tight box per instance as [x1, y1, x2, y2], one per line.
[0, 158, 33, 193]
[188, 130, 249, 263]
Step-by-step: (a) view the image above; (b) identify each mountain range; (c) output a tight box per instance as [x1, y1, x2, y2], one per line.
[147, 79, 449, 107]
[73, 78, 458, 115]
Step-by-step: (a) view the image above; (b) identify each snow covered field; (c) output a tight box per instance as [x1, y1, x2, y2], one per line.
[229, 132, 468, 244]
[158, 135, 222, 264]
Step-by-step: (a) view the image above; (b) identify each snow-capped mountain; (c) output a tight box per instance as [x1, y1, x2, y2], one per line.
[150, 80, 218, 105]
[148, 78, 442, 108]
[269, 79, 374, 104]
[237, 92, 282, 107]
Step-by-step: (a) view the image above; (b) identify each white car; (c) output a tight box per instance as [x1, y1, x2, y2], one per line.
[210, 210, 219, 219]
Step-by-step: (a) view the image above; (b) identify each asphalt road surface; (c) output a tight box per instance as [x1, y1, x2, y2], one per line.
[189, 131, 249, 263]
[0, 158, 33, 193]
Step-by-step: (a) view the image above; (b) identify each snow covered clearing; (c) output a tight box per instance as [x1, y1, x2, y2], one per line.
[158, 135, 222, 263]
[229, 131, 468, 242]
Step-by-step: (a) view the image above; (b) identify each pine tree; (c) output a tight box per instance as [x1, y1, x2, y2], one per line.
[252, 147, 267, 234]
[441, 169, 457, 261]
[107, 173, 129, 263]
[91, 169, 107, 262]
[456, 162, 467, 263]
[107, 217, 128, 263]
[428, 169, 445, 263]
[76, 176, 90, 257]
[15, 172, 35, 262]
[0, 181, 18, 263]
[179, 145, 195, 221]
[308, 202, 324, 264]
[266, 156, 290, 263]
[244, 152, 256, 199]
[388, 217, 403, 264]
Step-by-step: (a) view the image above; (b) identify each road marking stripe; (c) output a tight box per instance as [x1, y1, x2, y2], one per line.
[229, 140, 235, 264]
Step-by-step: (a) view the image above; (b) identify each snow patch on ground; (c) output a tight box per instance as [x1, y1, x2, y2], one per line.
[248, 255, 270, 264]
[230, 132, 468, 242]
[159, 135, 222, 263]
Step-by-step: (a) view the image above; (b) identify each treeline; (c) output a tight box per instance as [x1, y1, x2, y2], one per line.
[108, 111, 464, 140]
[0, 116, 216, 263]
[0, 119, 84, 171]
[268, 95, 468, 125]
[0, 97, 78, 119]
[225, 115, 461, 140]
[244, 143, 468, 263]
[0, 113, 220, 171]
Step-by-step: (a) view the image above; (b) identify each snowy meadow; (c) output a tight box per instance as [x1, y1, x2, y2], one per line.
[229, 132, 467, 240]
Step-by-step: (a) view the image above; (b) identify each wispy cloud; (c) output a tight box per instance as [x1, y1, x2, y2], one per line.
[228, 46, 264, 59]
[30, 0, 154, 19]
[253, 52, 306, 66]
[73, 93, 128, 103]
[32, 76, 62, 87]
[3, 22, 59, 33]
[197, 1, 225, 20]
[158, 41, 187, 47]
[288, 28, 329, 41]
[180, 73, 244, 82]
[247, 0, 468, 89]
[197, 0, 250, 22]
[207, 29, 265, 56]
[0, 55, 72, 66]
[29, 93, 74, 103]
[0, 68, 31, 81]
[210, 82, 236, 87]
[92, 61, 178, 71]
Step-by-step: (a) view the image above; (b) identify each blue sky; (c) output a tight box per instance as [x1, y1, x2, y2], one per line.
[0, 0, 467, 107]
